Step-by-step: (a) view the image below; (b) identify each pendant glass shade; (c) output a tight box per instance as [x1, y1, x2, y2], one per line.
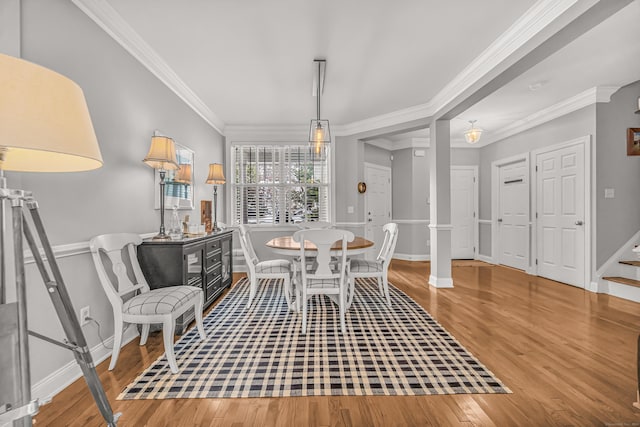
[143, 136, 179, 170]
[308, 59, 330, 150]
[206, 163, 226, 185]
[463, 120, 483, 144]
[309, 119, 331, 143]
[0, 53, 103, 172]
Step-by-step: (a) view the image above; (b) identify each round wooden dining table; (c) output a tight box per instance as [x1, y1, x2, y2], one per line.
[266, 235, 374, 256]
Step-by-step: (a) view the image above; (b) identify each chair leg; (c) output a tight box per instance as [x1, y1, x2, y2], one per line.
[376, 277, 383, 294]
[139, 323, 150, 346]
[302, 288, 308, 334]
[339, 287, 346, 334]
[346, 275, 355, 309]
[247, 275, 258, 309]
[109, 317, 124, 371]
[283, 275, 292, 309]
[382, 274, 391, 307]
[194, 292, 206, 340]
[162, 318, 179, 374]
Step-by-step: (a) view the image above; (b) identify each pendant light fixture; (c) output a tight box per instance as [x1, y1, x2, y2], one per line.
[464, 120, 483, 144]
[309, 59, 330, 153]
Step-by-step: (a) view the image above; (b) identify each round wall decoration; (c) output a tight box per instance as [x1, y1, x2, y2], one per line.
[357, 182, 367, 193]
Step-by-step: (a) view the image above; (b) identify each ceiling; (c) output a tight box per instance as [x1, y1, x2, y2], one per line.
[78, 0, 640, 146]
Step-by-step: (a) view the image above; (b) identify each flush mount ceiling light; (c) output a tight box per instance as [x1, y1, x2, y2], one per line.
[464, 120, 483, 144]
[309, 59, 330, 153]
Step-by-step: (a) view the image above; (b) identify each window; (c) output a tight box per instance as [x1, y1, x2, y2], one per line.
[232, 145, 330, 225]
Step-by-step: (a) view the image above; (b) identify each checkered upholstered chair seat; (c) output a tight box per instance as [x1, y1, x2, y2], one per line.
[90, 233, 207, 374]
[123, 286, 202, 315]
[255, 259, 291, 274]
[349, 259, 383, 273]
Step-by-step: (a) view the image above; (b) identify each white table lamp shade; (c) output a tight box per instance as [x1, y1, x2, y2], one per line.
[206, 163, 226, 184]
[0, 53, 103, 172]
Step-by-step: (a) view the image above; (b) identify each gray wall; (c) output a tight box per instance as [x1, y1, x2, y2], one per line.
[334, 136, 364, 224]
[595, 81, 640, 267]
[14, 0, 224, 387]
[364, 143, 392, 168]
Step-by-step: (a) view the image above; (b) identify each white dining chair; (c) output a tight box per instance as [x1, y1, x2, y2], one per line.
[238, 224, 294, 309]
[293, 228, 354, 334]
[89, 233, 206, 374]
[347, 222, 398, 307]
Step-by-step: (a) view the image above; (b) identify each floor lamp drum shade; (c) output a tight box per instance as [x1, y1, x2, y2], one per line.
[0, 53, 103, 172]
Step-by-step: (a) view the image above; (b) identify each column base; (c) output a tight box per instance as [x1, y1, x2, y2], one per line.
[429, 275, 454, 288]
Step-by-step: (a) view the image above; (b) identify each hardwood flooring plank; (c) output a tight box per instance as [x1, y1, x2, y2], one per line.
[33, 263, 640, 426]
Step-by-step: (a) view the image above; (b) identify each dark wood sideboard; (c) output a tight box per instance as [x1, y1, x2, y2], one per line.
[137, 230, 233, 334]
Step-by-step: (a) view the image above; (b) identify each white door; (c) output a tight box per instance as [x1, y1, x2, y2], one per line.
[451, 167, 476, 259]
[364, 163, 391, 260]
[498, 160, 529, 270]
[536, 143, 585, 288]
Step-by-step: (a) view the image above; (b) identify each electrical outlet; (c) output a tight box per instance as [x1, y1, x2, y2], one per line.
[80, 306, 90, 326]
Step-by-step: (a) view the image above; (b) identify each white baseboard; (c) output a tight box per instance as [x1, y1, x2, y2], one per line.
[476, 255, 495, 264]
[32, 326, 138, 403]
[606, 281, 640, 304]
[393, 253, 430, 261]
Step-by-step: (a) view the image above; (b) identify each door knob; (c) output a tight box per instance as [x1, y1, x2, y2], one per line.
[497, 218, 503, 222]
[575, 220, 583, 226]
[368, 218, 373, 222]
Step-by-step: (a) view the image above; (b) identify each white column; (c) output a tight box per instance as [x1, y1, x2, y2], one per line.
[428, 119, 453, 288]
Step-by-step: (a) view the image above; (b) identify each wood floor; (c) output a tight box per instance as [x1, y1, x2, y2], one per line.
[35, 261, 640, 426]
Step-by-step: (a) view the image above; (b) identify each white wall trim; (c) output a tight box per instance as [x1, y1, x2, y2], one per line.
[393, 219, 430, 225]
[393, 253, 430, 262]
[334, 222, 367, 227]
[428, 223, 453, 231]
[476, 254, 495, 264]
[32, 326, 138, 403]
[24, 232, 157, 264]
[478, 219, 492, 224]
[70, 0, 225, 134]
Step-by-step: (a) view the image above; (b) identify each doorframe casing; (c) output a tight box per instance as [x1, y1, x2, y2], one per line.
[491, 153, 531, 273]
[531, 135, 592, 288]
[363, 162, 393, 247]
[451, 165, 479, 260]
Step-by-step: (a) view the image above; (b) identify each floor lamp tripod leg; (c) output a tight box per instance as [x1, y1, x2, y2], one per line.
[22, 200, 118, 426]
[11, 199, 32, 427]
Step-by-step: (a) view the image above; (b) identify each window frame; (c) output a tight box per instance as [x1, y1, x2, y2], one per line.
[230, 143, 332, 227]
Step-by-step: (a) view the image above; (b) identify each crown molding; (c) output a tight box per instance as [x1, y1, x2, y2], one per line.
[224, 124, 309, 142]
[336, 102, 434, 137]
[429, 0, 579, 115]
[478, 86, 620, 146]
[71, 0, 226, 135]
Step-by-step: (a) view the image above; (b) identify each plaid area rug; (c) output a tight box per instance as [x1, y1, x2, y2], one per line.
[118, 277, 510, 399]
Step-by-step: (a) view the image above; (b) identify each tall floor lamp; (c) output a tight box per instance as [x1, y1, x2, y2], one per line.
[205, 163, 226, 232]
[0, 54, 118, 426]
[143, 135, 178, 240]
